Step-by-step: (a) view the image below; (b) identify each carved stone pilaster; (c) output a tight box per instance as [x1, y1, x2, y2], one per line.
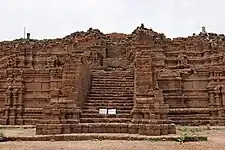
[18, 47, 26, 68]
[8, 88, 18, 125]
[129, 44, 176, 135]
[26, 46, 34, 68]
[209, 91, 214, 106]
[3, 87, 12, 125]
[12, 88, 18, 105]
[16, 89, 24, 125]
[221, 86, 225, 107]
[5, 87, 12, 106]
[214, 91, 220, 107]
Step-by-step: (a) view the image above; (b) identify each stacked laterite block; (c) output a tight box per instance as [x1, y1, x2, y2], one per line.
[36, 55, 91, 135]
[79, 70, 134, 133]
[130, 45, 176, 135]
[36, 102, 81, 135]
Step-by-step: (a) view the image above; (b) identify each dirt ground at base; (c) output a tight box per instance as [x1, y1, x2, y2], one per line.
[0, 140, 225, 150]
[0, 126, 225, 150]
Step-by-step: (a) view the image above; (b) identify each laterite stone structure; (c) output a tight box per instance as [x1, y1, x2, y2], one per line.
[1, 24, 225, 135]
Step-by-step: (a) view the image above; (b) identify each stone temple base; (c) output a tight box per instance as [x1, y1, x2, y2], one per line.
[36, 122, 176, 136]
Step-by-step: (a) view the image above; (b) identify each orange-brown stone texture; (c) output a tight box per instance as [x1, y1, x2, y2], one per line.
[0, 24, 225, 135]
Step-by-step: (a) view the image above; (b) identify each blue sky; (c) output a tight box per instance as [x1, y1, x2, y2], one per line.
[0, 0, 225, 40]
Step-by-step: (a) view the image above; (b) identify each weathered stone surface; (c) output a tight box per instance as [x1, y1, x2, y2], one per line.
[2, 24, 225, 135]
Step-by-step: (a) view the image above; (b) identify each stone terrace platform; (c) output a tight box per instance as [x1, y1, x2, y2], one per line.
[0, 125, 208, 142]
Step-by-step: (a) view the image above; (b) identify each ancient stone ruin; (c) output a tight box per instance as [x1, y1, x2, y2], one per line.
[0, 24, 225, 136]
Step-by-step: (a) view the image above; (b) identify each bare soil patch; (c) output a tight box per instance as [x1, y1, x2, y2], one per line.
[0, 126, 225, 150]
[0, 140, 225, 150]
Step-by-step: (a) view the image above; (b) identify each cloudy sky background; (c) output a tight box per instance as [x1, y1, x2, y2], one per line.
[0, 0, 224, 41]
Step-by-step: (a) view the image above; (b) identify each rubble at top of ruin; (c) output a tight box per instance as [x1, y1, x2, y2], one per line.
[1, 24, 225, 53]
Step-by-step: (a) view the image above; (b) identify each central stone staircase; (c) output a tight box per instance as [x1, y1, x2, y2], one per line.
[80, 70, 134, 133]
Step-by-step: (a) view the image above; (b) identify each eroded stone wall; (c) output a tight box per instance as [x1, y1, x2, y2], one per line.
[0, 25, 225, 127]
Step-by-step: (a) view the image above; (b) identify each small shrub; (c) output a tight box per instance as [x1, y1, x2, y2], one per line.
[0, 132, 5, 138]
[0, 131, 6, 141]
[177, 127, 207, 143]
[177, 128, 189, 143]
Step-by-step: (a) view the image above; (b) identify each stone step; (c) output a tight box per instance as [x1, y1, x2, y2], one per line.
[92, 76, 134, 79]
[91, 84, 134, 87]
[91, 87, 134, 91]
[22, 116, 43, 119]
[90, 91, 133, 94]
[80, 118, 131, 123]
[80, 123, 129, 133]
[82, 109, 131, 114]
[84, 103, 133, 107]
[90, 90, 133, 94]
[172, 120, 210, 126]
[86, 96, 133, 100]
[92, 77, 134, 80]
[91, 80, 134, 85]
[91, 83, 134, 87]
[89, 91, 133, 94]
[169, 116, 212, 120]
[168, 114, 210, 117]
[92, 76, 134, 82]
[92, 77, 134, 81]
[88, 93, 133, 97]
[85, 100, 133, 104]
[91, 73, 134, 77]
[81, 113, 131, 118]
[92, 71, 133, 73]
[92, 78, 134, 81]
[92, 80, 134, 84]
[92, 72, 133, 76]
[83, 105, 133, 110]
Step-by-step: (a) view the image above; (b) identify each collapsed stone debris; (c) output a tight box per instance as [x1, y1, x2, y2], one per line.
[0, 24, 225, 135]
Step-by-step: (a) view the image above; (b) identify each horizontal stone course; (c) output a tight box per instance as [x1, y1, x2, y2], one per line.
[5, 134, 207, 142]
[36, 122, 175, 136]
